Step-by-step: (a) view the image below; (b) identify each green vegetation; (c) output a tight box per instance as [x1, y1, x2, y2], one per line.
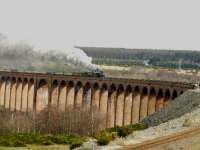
[0, 133, 85, 148]
[0, 107, 147, 148]
[95, 131, 115, 146]
[106, 123, 147, 137]
[0, 123, 147, 148]
[79, 47, 200, 70]
[95, 123, 148, 145]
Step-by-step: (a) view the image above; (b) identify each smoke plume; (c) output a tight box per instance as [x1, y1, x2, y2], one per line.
[0, 33, 96, 73]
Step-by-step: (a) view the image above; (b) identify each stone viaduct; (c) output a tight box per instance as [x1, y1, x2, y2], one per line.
[0, 71, 195, 128]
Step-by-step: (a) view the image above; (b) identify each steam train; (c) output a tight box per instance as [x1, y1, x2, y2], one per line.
[8, 68, 105, 78]
[72, 68, 105, 78]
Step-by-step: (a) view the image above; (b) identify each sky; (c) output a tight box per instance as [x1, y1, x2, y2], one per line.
[0, 0, 200, 52]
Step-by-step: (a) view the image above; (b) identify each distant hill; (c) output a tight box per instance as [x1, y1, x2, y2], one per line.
[78, 47, 200, 69]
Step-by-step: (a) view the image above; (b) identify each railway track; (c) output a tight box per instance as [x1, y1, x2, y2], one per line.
[120, 127, 200, 150]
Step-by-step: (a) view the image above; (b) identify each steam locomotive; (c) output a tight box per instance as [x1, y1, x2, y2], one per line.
[72, 68, 105, 78]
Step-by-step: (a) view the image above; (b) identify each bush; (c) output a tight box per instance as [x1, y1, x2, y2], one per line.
[106, 123, 148, 138]
[70, 139, 84, 149]
[95, 131, 113, 146]
[0, 133, 85, 148]
[117, 127, 130, 137]
[0, 135, 26, 147]
[97, 136, 110, 146]
[12, 140, 26, 147]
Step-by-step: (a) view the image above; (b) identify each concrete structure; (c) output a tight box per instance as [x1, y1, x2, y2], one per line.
[0, 71, 195, 128]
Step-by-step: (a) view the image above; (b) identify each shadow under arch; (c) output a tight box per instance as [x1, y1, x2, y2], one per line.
[172, 90, 178, 100]
[156, 88, 164, 111]
[83, 82, 92, 107]
[27, 78, 35, 111]
[10, 77, 17, 111]
[107, 83, 117, 128]
[148, 88, 156, 115]
[36, 79, 48, 111]
[123, 85, 133, 125]
[58, 80, 67, 111]
[0, 77, 6, 106]
[21, 78, 29, 111]
[74, 81, 83, 107]
[99, 83, 108, 113]
[92, 82, 100, 108]
[51, 80, 59, 106]
[15, 78, 23, 111]
[66, 80, 75, 107]
[164, 89, 171, 106]
[115, 84, 125, 126]
[132, 86, 141, 124]
[140, 87, 148, 121]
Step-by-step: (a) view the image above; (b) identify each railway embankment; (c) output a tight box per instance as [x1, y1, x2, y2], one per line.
[142, 89, 200, 127]
[89, 89, 200, 150]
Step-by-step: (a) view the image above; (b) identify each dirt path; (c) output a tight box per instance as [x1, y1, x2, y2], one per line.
[151, 130, 200, 150]
[120, 127, 200, 150]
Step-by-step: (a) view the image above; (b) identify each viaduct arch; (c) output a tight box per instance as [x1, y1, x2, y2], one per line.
[0, 71, 195, 128]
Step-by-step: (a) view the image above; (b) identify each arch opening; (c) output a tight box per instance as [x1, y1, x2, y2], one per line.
[132, 86, 141, 124]
[75, 81, 83, 107]
[107, 84, 116, 128]
[140, 87, 148, 121]
[16, 78, 23, 110]
[123, 85, 133, 125]
[83, 82, 92, 107]
[172, 90, 178, 100]
[164, 89, 171, 107]
[92, 82, 100, 108]
[148, 88, 156, 115]
[66, 81, 75, 107]
[156, 89, 164, 111]
[58, 80, 67, 111]
[36, 79, 48, 111]
[115, 84, 124, 126]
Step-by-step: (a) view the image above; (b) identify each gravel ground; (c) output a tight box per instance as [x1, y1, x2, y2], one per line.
[99, 104, 200, 150]
[150, 132, 200, 150]
[78, 89, 200, 150]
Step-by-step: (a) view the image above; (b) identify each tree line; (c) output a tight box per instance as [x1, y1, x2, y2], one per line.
[79, 47, 200, 69]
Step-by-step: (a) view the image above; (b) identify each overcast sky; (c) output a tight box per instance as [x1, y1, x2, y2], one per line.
[0, 0, 200, 51]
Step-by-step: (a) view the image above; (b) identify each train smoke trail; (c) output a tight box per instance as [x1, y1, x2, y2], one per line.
[0, 33, 96, 72]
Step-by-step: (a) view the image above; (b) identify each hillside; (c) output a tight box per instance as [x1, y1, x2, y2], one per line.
[78, 47, 200, 69]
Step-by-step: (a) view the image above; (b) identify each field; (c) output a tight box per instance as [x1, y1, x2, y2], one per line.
[100, 64, 200, 83]
[79, 46, 200, 70]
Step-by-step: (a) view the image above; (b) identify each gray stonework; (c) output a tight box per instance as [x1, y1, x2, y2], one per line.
[142, 89, 200, 127]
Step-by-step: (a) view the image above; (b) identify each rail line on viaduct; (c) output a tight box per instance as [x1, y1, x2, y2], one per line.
[0, 71, 195, 128]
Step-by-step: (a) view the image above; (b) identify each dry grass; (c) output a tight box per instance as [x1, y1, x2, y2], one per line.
[101, 65, 200, 83]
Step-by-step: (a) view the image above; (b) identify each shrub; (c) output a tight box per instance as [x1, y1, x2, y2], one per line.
[70, 139, 84, 149]
[12, 140, 26, 147]
[106, 123, 147, 138]
[0, 135, 26, 147]
[97, 136, 110, 146]
[0, 133, 85, 148]
[117, 127, 130, 137]
[95, 131, 113, 146]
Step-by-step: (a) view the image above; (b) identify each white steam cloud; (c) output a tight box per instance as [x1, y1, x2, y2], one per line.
[0, 33, 96, 70]
[0, 33, 99, 74]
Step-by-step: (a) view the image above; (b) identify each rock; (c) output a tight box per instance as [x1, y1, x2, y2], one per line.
[76, 139, 98, 150]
